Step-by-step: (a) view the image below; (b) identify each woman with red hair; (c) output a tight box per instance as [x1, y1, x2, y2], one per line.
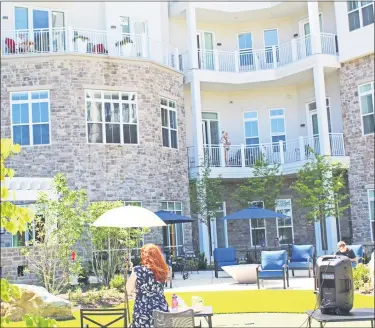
[127, 243, 169, 327]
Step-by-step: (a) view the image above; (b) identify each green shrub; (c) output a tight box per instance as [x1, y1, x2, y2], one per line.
[109, 274, 125, 291]
[197, 252, 207, 270]
[353, 264, 371, 290]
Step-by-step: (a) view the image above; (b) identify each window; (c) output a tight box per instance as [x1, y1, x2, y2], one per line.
[161, 98, 178, 149]
[270, 108, 286, 144]
[161, 201, 184, 256]
[17, 266, 26, 277]
[85, 90, 138, 144]
[244, 111, 259, 145]
[11, 91, 50, 146]
[213, 202, 228, 249]
[120, 16, 130, 34]
[359, 82, 374, 135]
[347, 1, 374, 31]
[368, 189, 374, 241]
[238, 32, 253, 68]
[15, 7, 28, 30]
[249, 201, 266, 246]
[276, 199, 293, 245]
[264, 29, 279, 64]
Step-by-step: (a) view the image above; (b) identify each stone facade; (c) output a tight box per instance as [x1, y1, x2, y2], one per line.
[1, 55, 192, 254]
[340, 53, 375, 243]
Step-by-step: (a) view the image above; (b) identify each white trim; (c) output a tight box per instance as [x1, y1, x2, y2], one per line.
[275, 199, 294, 245]
[160, 97, 179, 149]
[358, 81, 375, 136]
[202, 111, 221, 146]
[10, 90, 51, 147]
[262, 27, 279, 48]
[243, 110, 260, 145]
[85, 90, 139, 145]
[347, 1, 374, 31]
[368, 189, 375, 242]
[197, 30, 216, 70]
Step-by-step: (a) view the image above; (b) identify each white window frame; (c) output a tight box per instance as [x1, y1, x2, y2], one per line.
[358, 82, 375, 136]
[263, 28, 279, 65]
[243, 111, 260, 145]
[124, 201, 142, 207]
[160, 201, 184, 255]
[249, 201, 267, 247]
[10, 90, 51, 147]
[269, 108, 286, 144]
[275, 199, 294, 245]
[161, 97, 178, 149]
[305, 97, 332, 137]
[368, 189, 375, 242]
[85, 90, 139, 145]
[347, 1, 374, 31]
[211, 202, 228, 249]
[120, 16, 130, 34]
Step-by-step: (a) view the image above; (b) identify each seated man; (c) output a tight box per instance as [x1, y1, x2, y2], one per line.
[335, 241, 357, 263]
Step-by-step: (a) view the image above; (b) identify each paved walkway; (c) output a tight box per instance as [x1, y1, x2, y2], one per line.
[197, 313, 373, 327]
[169, 270, 314, 292]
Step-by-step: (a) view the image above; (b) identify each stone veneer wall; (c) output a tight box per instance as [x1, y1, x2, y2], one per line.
[191, 177, 352, 254]
[1, 54, 192, 248]
[340, 53, 375, 243]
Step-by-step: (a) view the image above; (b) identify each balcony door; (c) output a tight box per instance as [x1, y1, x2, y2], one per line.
[238, 32, 253, 71]
[210, 203, 228, 257]
[299, 14, 322, 57]
[202, 112, 220, 166]
[306, 98, 332, 155]
[197, 31, 214, 70]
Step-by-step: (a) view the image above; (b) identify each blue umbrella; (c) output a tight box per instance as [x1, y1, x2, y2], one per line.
[221, 206, 288, 220]
[154, 210, 195, 224]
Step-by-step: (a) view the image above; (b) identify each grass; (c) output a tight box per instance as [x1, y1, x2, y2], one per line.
[5, 290, 374, 327]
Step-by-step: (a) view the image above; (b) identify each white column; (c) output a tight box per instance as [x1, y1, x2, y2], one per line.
[241, 144, 246, 167]
[308, 1, 322, 54]
[191, 73, 204, 166]
[291, 38, 298, 62]
[313, 64, 331, 156]
[141, 34, 149, 58]
[67, 26, 74, 52]
[279, 140, 285, 164]
[174, 48, 179, 70]
[186, 5, 198, 70]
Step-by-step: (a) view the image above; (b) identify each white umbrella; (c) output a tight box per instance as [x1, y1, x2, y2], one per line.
[91, 205, 166, 327]
[92, 205, 166, 228]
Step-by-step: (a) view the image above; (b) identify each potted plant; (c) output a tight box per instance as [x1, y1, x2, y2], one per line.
[115, 36, 133, 57]
[73, 35, 89, 53]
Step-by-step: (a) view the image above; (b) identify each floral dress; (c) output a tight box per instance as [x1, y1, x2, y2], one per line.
[132, 265, 169, 328]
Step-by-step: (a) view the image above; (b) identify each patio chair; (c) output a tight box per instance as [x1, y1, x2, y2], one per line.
[256, 250, 289, 289]
[213, 247, 238, 278]
[347, 244, 364, 268]
[80, 308, 127, 328]
[92, 43, 107, 54]
[5, 38, 16, 54]
[153, 309, 200, 328]
[288, 244, 314, 278]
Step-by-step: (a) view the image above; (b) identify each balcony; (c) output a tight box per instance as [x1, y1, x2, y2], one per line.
[181, 33, 338, 76]
[187, 133, 348, 178]
[2, 27, 181, 71]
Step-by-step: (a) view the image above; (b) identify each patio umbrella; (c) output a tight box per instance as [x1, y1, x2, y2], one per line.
[221, 206, 288, 220]
[154, 210, 195, 224]
[92, 206, 166, 327]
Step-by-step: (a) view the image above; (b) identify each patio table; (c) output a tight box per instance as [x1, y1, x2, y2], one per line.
[222, 264, 259, 284]
[171, 306, 213, 328]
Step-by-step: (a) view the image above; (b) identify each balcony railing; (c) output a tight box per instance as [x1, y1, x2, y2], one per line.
[181, 33, 337, 73]
[2, 27, 180, 70]
[187, 133, 345, 169]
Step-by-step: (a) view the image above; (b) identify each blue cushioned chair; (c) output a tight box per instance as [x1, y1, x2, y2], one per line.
[288, 245, 315, 278]
[256, 250, 289, 289]
[347, 244, 364, 268]
[213, 248, 238, 278]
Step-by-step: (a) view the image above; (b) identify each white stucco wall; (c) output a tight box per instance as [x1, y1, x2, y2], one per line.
[334, 2, 374, 63]
[185, 71, 342, 147]
[169, 2, 336, 54]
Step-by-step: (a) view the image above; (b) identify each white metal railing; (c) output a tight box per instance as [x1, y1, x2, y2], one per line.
[321, 33, 337, 55]
[192, 33, 336, 73]
[188, 133, 345, 169]
[2, 27, 181, 71]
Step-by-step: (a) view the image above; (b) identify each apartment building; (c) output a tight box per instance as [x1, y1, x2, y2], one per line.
[0, 1, 374, 279]
[168, 1, 373, 258]
[0, 2, 192, 282]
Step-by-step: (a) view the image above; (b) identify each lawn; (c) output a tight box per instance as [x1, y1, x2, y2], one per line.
[5, 290, 374, 327]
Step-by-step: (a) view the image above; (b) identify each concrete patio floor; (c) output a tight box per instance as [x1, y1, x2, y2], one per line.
[168, 270, 315, 292]
[196, 313, 373, 327]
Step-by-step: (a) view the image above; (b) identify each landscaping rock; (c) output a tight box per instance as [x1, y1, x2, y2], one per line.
[1, 284, 74, 321]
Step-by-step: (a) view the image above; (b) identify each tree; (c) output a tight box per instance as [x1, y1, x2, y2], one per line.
[23, 174, 88, 294]
[232, 158, 284, 210]
[87, 201, 146, 286]
[189, 163, 225, 257]
[291, 150, 350, 250]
